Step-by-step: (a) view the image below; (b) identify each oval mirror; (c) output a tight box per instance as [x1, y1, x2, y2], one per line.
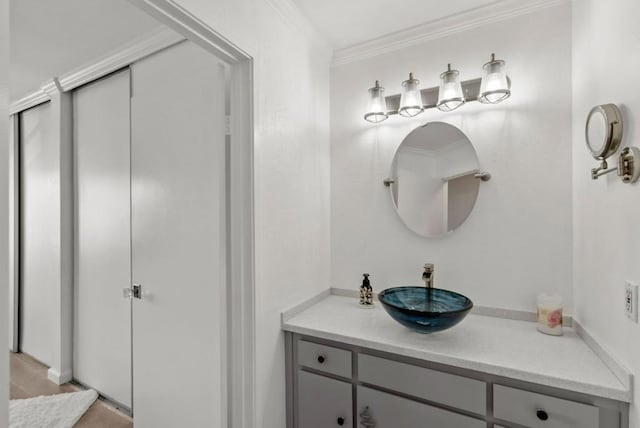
[585, 104, 622, 160]
[387, 122, 483, 238]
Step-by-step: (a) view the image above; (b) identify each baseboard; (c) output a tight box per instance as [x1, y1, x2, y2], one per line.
[47, 368, 72, 385]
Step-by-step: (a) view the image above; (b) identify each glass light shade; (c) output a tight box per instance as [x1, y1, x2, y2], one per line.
[479, 54, 511, 104]
[364, 80, 388, 123]
[398, 73, 424, 117]
[437, 65, 465, 112]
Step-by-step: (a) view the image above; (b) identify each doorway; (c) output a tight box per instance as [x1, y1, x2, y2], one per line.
[9, 0, 254, 426]
[73, 41, 228, 425]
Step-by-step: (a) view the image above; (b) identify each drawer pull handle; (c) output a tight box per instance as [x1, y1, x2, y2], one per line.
[317, 355, 326, 364]
[337, 416, 345, 425]
[536, 409, 549, 421]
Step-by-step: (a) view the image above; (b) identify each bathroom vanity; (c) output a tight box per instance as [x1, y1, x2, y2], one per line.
[283, 294, 631, 428]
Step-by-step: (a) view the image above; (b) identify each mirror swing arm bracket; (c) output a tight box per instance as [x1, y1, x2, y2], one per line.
[591, 147, 640, 183]
[618, 146, 640, 183]
[591, 159, 617, 180]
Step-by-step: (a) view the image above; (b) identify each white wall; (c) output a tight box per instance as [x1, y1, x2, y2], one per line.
[572, 1, 640, 426]
[330, 4, 573, 312]
[160, 1, 332, 426]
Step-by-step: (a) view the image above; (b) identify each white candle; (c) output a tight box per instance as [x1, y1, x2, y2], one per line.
[537, 293, 563, 336]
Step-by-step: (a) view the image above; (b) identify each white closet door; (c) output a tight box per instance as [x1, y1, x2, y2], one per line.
[73, 70, 132, 408]
[131, 42, 227, 426]
[19, 102, 57, 367]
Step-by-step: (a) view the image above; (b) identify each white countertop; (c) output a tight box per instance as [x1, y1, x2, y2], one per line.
[282, 294, 631, 402]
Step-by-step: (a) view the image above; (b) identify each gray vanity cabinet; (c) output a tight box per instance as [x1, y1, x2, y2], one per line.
[493, 385, 599, 428]
[298, 370, 352, 428]
[357, 386, 485, 428]
[286, 333, 627, 428]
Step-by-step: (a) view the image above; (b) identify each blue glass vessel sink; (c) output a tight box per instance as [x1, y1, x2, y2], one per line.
[378, 287, 473, 334]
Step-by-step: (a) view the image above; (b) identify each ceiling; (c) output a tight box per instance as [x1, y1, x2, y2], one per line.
[10, 0, 166, 100]
[291, 0, 504, 49]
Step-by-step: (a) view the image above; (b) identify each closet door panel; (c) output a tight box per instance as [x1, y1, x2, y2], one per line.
[19, 102, 57, 367]
[73, 69, 132, 408]
[131, 42, 227, 426]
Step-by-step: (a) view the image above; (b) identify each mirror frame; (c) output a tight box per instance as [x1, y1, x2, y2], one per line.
[585, 103, 623, 160]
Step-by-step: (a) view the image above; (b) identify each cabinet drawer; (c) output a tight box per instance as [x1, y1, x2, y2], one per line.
[298, 371, 352, 428]
[358, 354, 486, 415]
[298, 340, 351, 378]
[358, 386, 485, 428]
[494, 385, 599, 428]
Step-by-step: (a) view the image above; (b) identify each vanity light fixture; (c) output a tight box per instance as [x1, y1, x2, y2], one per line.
[398, 73, 424, 117]
[478, 53, 511, 104]
[364, 80, 389, 123]
[364, 53, 511, 123]
[436, 64, 465, 112]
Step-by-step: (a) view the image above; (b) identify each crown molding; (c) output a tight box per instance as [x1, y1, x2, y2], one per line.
[58, 26, 184, 91]
[41, 78, 62, 97]
[332, 0, 568, 67]
[265, 0, 332, 56]
[9, 89, 50, 115]
[10, 26, 185, 114]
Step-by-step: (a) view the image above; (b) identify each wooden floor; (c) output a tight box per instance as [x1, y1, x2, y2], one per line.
[10, 352, 133, 427]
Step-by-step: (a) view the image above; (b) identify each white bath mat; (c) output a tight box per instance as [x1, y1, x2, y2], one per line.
[10, 389, 98, 428]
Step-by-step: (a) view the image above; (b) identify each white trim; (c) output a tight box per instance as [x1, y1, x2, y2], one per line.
[227, 59, 256, 428]
[8, 115, 19, 353]
[9, 27, 184, 114]
[332, 0, 569, 66]
[47, 368, 73, 385]
[9, 90, 50, 116]
[127, 0, 250, 64]
[41, 78, 62, 96]
[58, 26, 184, 91]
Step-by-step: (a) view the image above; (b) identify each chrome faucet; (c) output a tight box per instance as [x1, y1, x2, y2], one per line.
[422, 264, 434, 288]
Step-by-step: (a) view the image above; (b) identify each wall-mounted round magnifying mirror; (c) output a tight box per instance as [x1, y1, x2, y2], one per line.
[586, 103, 622, 162]
[386, 122, 488, 238]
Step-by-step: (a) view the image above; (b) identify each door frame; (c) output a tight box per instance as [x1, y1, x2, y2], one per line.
[127, 4, 256, 426]
[8, 114, 19, 354]
[8, 2, 256, 426]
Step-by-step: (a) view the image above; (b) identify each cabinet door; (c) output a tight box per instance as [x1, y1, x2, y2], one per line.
[358, 386, 485, 428]
[298, 371, 352, 428]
